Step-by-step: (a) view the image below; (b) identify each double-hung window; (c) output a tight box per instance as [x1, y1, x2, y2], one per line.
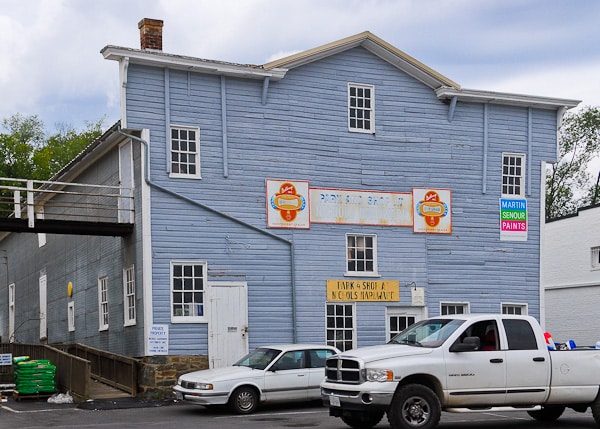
[98, 276, 109, 331]
[502, 303, 527, 315]
[592, 246, 600, 270]
[441, 302, 469, 315]
[346, 234, 378, 276]
[171, 261, 207, 322]
[348, 83, 374, 133]
[170, 126, 201, 178]
[502, 153, 525, 196]
[326, 303, 355, 352]
[68, 302, 75, 332]
[123, 265, 136, 326]
[386, 309, 416, 342]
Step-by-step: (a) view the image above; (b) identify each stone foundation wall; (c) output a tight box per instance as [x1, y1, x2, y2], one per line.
[137, 354, 208, 400]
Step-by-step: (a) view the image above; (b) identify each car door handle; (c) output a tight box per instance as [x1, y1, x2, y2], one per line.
[533, 357, 545, 362]
[490, 358, 504, 363]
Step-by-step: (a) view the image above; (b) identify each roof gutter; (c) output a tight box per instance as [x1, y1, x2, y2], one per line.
[436, 87, 580, 110]
[102, 46, 287, 81]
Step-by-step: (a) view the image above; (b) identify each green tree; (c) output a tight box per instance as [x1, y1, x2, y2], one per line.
[32, 119, 104, 180]
[0, 114, 105, 217]
[546, 106, 600, 220]
[0, 114, 104, 181]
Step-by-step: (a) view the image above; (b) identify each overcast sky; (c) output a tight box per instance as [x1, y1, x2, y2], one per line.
[1, 0, 599, 133]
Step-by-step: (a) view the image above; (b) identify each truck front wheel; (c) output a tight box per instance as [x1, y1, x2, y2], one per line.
[388, 384, 441, 429]
[527, 405, 565, 421]
[341, 411, 384, 429]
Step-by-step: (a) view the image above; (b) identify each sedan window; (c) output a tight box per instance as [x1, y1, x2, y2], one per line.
[234, 348, 281, 370]
[308, 349, 335, 368]
[272, 350, 304, 370]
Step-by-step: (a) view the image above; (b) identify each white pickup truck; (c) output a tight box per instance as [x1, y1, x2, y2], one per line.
[321, 314, 600, 429]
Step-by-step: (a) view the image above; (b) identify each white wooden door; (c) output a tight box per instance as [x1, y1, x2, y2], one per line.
[208, 282, 248, 369]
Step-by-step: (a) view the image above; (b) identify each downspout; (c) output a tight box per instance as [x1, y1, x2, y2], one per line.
[117, 128, 298, 343]
[261, 77, 270, 105]
[482, 104, 489, 194]
[221, 76, 229, 178]
[527, 108, 532, 196]
[448, 96, 457, 122]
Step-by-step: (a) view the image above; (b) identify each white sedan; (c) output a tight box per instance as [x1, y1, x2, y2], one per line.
[173, 344, 340, 414]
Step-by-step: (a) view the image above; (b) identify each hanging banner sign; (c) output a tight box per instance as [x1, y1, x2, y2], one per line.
[310, 188, 412, 226]
[500, 198, 527, 241]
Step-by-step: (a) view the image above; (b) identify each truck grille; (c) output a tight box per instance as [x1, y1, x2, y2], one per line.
[325, 356, 363, 384]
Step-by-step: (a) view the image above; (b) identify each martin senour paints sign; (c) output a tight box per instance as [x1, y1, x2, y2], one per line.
[500, 198, 527, 241]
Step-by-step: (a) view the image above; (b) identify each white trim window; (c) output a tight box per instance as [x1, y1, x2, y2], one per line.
[348, 83, 374, 133]
[386, 308, 416, 342]
[326, 303, 355, 352]
[502, 153, 525, 196]
[123, 265, 136, 326]
[346, 234, 378, 276]
[68, 302, 75, 332]
[170, 126, 201, 178]
[502, 303, 528, 315]
[592, 246, 600, 270]
[8, 283, 15, 342]
[441, 302, 469, 315]
[98, 276, 109, 331]
[171, 261, 207, 322]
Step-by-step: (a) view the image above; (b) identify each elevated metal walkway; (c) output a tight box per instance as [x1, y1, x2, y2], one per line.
[0, 177, 133, 236]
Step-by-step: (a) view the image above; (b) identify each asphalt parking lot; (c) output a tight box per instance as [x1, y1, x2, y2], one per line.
[1, 396, 598, 429]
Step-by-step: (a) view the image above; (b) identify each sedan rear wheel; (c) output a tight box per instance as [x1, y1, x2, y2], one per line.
[229, 386, 258, 414]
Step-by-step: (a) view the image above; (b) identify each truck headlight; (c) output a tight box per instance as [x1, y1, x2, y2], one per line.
[365, 368, 393, 382]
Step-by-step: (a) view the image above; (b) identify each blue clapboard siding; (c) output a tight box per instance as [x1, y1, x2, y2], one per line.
[125, 45, 556, 352]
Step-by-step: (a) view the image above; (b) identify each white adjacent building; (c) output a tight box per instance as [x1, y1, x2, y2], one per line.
[542, 204, 600, 346]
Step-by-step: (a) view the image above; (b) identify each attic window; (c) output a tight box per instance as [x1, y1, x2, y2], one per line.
[348, 83, 374, 133]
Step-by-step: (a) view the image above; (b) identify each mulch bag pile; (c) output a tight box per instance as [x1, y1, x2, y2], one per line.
[13, 356, 56, 395]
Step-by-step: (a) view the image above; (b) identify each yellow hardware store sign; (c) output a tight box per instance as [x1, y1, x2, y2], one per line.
[326, 280, 399, 302]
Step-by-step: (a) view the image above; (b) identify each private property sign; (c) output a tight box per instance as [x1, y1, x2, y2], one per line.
[500, 198, 527, 241]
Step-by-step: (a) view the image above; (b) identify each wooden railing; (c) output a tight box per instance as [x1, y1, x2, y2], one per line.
[54, 343, 139, 396]
[0, 343, 91, 401]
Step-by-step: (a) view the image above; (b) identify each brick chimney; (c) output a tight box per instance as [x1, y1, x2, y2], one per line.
[138, 18, 163, 51]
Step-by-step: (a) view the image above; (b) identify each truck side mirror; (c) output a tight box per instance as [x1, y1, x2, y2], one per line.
[450, 336, 481, 352]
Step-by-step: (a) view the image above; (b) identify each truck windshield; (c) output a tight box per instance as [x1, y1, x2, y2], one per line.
[389, 319, 465, 348]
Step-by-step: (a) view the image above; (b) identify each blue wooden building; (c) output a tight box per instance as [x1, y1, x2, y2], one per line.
[0, 19, 579, 367]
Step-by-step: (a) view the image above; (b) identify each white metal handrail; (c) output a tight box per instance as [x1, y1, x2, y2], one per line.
[0, 177, 134, 228]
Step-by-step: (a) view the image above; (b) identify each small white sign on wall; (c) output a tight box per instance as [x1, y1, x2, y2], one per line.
[148, 324, 169, 355]
[0, 353, 12, 366]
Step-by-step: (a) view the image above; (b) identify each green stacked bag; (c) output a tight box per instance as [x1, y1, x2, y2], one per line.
[13, 357, 56, 395]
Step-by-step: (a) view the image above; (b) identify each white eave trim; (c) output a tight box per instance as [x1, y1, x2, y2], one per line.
[101, 45, 287, 81]
[264, 31, 460, 90]
[436, 87, 581, 110]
